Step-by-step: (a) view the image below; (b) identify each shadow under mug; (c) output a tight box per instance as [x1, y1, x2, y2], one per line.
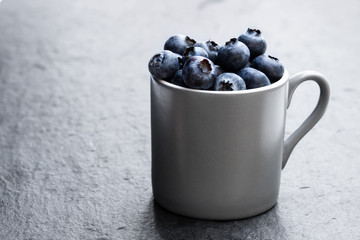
[151, 70, 330, 220]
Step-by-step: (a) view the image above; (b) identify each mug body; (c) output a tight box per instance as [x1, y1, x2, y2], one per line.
[151, 71, 289, 220]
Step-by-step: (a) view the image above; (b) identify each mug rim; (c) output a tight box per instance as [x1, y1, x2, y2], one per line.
[151, 69, 289, 95]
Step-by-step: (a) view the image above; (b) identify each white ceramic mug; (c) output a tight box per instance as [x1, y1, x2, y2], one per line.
[151, 70, 330, 220]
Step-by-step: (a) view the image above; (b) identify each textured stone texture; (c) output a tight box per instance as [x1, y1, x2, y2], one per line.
[0, 0, 359, 239]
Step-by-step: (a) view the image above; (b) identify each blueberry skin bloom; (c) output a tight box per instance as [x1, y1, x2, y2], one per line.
[164, 35, 196, 55]
[238, 28, 267, 60]
[251, 55, 285, 83]
[182, 46, 209, 64]
[194, 40, 219, 62]
[214, 73, 246, 91]
[216, 38, 250, 72]
[237, 67, 270, 89]
[182, 56, 217, 90]
[148, 50, 182, 80]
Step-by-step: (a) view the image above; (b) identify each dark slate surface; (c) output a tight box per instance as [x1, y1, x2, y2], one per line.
[0, 0, 359, 239]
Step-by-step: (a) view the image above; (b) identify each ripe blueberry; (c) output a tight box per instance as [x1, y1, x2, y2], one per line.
[194, 40, 219, 62]
[170, 69, 186, 87]
[237, 67, 270, 89]
[182, 56, 217, 90]
[148, 50, 182, 80]
[214, 65, 225, 77]
[214, 73, 246, 91]
[238, 28, 267, 60]
[216, 38, 250, 72]
[182, 46, 209, 64]
[164, 35, 196, 55]
[251, 55, 284, 83]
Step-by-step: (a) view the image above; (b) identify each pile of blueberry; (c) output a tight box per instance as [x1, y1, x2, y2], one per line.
[148, 29, 284, 91]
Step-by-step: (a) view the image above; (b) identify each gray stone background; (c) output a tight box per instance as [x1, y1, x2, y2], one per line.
[0, 0, 359, 239]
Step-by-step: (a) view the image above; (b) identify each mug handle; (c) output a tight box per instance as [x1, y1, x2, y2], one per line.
[282, 71, 330, 169]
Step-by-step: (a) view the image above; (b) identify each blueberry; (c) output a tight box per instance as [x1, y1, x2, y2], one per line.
[170, 69, 186, 87]
[182, 46, 208, 64]
[182, 56, 217, 90]
[214, 73, 246, 91]
[214, 65, 225, 77]
[164, 35, 196, 55]
[216, 38, 250, 72]
[237, 67, 270, 89]
[194, 40, 219, 62]
[148, 50, 182, 80]
[238, 28, 267, 60]
[251, 55, 284, 83]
